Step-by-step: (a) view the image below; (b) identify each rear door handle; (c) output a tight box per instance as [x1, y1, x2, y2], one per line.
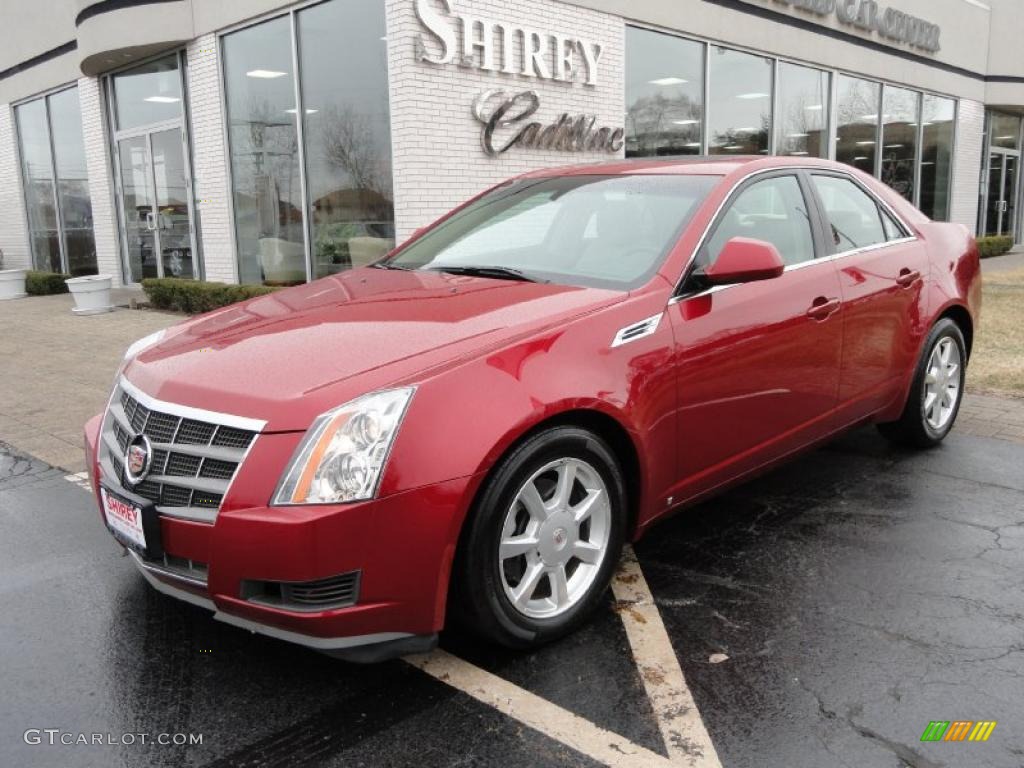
[896, 268, 920, 288]
[806, 296, 841, 321]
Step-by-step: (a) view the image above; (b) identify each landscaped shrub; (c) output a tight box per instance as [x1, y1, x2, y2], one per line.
[141, 278, 279, 314]
[976, 235, 1014, 259]
[26, 271, 71, 295]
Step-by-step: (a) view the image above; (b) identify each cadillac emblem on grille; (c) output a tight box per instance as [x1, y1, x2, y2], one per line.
[123, 434, 154, 485]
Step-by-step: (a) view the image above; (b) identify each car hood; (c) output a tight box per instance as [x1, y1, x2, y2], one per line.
[125, 268, 624, 431]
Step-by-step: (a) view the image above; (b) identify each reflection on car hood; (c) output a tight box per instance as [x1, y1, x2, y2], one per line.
[124, 267, 623, 431]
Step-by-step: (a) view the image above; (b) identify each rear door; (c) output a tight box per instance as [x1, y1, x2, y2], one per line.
[666, 171, 843, 504]
[807, 173, 930, 424]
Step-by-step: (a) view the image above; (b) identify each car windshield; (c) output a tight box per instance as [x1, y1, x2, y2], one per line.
[384, 174, 719, 289]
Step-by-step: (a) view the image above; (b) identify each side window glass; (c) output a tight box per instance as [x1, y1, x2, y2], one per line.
[811, 175, 887, 252]
[702, 175, 815, 269]
[880, 207, 907, 241]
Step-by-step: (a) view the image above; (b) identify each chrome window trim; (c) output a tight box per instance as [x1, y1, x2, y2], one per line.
[669, 235, 921, 305]
[669, 165, 920, 303]
[118, 375, 267, 434]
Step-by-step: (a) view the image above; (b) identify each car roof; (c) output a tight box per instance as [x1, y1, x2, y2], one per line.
[518, 155, 843, 179]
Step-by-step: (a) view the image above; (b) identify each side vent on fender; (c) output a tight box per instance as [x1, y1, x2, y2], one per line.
[611, 313, 663, 348]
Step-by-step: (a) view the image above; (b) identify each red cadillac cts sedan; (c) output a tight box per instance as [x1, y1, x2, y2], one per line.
[84, 157, 981, 661]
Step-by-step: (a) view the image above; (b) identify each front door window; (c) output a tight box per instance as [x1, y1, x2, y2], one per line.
[109, 54, 198, 283]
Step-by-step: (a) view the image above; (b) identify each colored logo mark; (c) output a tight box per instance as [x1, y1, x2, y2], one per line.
[921, 721, 997, 742]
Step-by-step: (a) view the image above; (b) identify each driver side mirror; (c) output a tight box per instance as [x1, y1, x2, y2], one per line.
[700, 237, 785, 286]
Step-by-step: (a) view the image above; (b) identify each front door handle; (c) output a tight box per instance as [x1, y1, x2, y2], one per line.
[896, 268, 921, 288]
[806, 296, 841, 321]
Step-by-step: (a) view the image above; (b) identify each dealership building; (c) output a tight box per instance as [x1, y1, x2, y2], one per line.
[0, 0, 1021, 288]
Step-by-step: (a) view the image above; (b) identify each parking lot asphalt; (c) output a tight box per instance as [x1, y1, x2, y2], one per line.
[1, 426, 1022, 768]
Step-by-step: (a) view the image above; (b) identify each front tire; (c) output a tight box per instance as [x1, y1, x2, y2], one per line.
[454, 426, 627, 649]
[878, 318, 967, 449]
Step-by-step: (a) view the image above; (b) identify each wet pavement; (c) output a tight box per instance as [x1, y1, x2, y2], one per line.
[1, 427, 1022, 767]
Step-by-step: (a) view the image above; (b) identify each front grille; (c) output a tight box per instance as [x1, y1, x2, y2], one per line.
[241, 571, 361, 612]
[99, 379, 262, 523]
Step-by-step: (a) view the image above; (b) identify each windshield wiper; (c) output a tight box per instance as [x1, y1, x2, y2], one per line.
[372, 262, 410, 270]
[426, 265, 544, 283]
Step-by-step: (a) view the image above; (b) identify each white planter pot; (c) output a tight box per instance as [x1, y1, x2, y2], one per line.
[0, 268, 27, 300]
[66, 275, 115, 315]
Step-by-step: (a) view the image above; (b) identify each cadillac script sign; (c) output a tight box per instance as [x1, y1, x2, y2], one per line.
[414, 0, 623, 156]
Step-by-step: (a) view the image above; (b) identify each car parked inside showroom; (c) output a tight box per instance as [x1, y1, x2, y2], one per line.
[84, 156, 981, 661]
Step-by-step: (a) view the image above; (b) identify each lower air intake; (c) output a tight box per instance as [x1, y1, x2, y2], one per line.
[241, 571, 361, 612]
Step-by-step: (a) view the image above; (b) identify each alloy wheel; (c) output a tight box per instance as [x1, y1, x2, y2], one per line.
[923, 337, 962, 431]
[498, 458, 612, 619]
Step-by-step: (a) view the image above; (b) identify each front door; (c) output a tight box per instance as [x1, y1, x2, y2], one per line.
[667, 172, 843, 504]
[108, 53, 198, 284]
[985, 152, 1019, 239]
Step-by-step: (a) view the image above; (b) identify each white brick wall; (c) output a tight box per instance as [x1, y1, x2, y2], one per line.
[187, 34, 236, 284]
[950, 98, 985, 233]
[385, 0, 625, 240]
[0, 105, 30, 270]
[78, 77, 122, 286]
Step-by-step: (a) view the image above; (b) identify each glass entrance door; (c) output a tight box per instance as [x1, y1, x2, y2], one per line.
[116, 128, 195, 282]
[152, 127, 194, 279]
[108, 53, 198, 283]
[117, 135, 158, 281]
[986, 151, 1019, 238]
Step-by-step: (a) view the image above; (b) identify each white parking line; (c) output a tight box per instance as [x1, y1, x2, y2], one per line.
[408, 648, 676, 768]
[612, 545, 723, 768]
[410, 545, 721, 768]
[63, 472, 91, 491]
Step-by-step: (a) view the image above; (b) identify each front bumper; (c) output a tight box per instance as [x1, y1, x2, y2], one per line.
[85, 413, 474, 661]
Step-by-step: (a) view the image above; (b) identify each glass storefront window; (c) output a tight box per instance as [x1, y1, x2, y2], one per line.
[112, 55, 184, 131]
[707, 47, 772, 155]
[15, 99, 60, 273]
[625, 28, 704, 157]
[990, 114, 1021, 151]
[298, 0, 394, 280]
[835, 75, 880, 175]
[223, 16, 306, 285]
[49, 87, 97, 276]
[920, 96, 955, 221]
[224, 0, 393, 285]
[14, 87, 97, 276]
[880, 86, 920, 202]
[776, 63, 830, 157]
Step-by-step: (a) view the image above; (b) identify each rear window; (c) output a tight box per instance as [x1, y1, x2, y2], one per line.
[386, 174, 718, 290]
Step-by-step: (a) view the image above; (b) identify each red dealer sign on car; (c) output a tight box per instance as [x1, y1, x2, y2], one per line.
[100, 488, 146, 551]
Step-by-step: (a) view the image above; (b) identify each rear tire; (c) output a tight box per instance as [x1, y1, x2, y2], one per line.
[877, 318, 966, 449]
[453, 426, 627, 649]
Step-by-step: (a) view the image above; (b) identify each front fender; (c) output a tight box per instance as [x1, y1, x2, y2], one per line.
[379, 289, 678, 529]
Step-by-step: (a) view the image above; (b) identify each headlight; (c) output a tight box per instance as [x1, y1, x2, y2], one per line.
[272, 387, 415, 506]
[123, 329, 166, 362]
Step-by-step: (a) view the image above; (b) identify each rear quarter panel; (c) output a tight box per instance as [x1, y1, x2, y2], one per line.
[876, 219, 981, 422]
